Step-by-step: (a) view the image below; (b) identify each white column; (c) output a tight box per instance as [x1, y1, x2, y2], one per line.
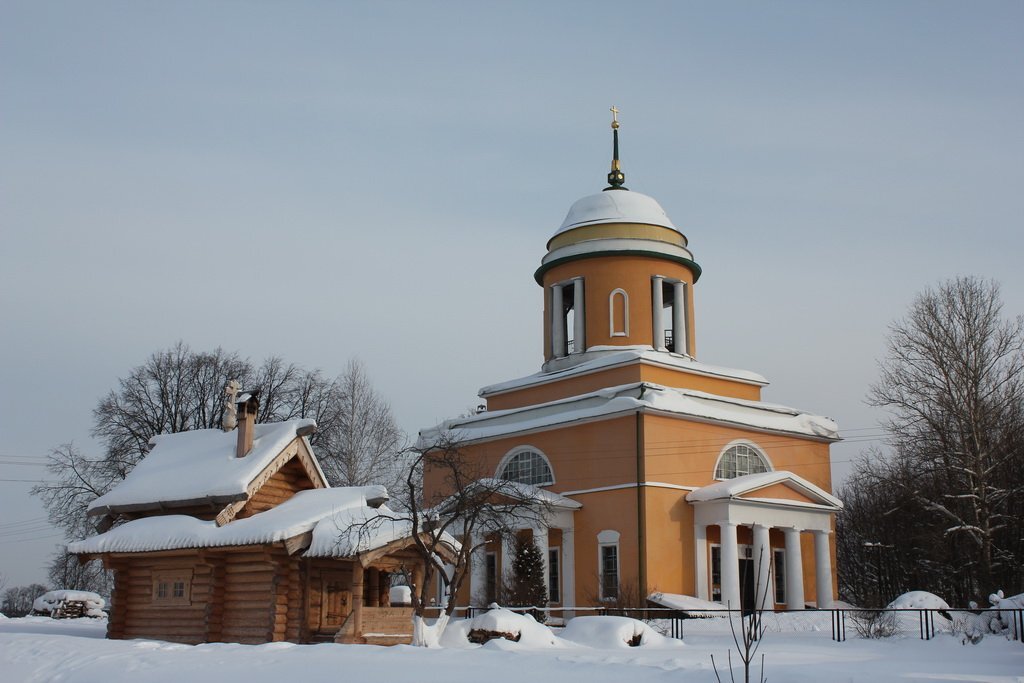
[501, 532, 517, 596]
[752, 524, 772, 610]
[673, 281, 687, 355]
[694, 524, 709, 600]
[813, 530, 834, 609]
[532, 526, 550, 605]
[561, 525, 576, 617]
[470, 531, 488, 607]
[572, 278, 585, 354]
[651, 276, 665, 350]
[551, 285, 565, 358]
[784, 528, 805, 610]
[719, 523, 741, 610]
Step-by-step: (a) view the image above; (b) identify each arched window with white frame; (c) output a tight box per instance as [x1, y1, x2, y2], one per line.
[609, 288, 629, 337]
[497, 447, 555, 487]
[713, 441, 772, 480]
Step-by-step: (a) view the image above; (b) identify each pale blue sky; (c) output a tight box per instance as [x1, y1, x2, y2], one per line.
[2, 1, 1022, 586]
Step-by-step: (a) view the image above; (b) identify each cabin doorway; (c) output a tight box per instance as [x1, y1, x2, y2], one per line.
[319, 571, 351, 632]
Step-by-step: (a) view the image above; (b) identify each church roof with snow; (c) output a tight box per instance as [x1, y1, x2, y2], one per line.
[420, 381, 839, 448]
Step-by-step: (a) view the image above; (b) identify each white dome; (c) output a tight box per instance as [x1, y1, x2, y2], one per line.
[554, 190, 679, 238]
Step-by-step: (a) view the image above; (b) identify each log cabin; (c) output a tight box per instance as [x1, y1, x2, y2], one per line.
[70, 391, 445, 645]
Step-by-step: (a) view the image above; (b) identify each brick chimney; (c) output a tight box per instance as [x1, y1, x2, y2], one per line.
[236, 389, 261, 458]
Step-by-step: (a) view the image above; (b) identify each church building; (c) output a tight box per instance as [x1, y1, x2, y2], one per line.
[419, 111, 842, 613]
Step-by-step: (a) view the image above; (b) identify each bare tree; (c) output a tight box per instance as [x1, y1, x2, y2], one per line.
[712, 547, 769, 683]
[317, 359, 406, 491]
[32, 345, 407, 608]
[47, 549, 112, 596]
[845, 277, 1024, 603]
[348, 436, 552, 646]
[1, 584, 49, 617]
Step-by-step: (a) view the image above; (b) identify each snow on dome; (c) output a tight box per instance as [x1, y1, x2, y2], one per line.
[87, 418, 319, 515]
[886, 591, 950, 610]
[553, 190, 679, 239]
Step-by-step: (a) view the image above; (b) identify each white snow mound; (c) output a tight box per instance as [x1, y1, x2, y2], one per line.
[560, 615, 683, 648]
[467, 607, 563, 648]
[886, 591, 949, 610]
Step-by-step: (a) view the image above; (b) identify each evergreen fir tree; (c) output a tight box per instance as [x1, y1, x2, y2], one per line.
[508, 535, 548, 623]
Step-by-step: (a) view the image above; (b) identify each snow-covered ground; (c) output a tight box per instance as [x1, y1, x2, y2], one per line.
[2, 615, 1022, 683]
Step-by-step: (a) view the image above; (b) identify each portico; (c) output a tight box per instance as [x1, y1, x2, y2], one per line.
[688, 471, 842, 610]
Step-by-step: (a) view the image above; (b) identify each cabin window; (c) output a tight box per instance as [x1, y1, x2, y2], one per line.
[498, 447, 554, 486]
[597, 529, 620, 600]
[548, 547, 560, 603]
[714, 442, 771, 480]
[152, 570, 193, 606]
[773, 548, 786, 605]
[609, 288, 629, 337]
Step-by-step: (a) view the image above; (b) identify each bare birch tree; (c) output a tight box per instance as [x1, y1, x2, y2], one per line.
[316, 359, 406, 491]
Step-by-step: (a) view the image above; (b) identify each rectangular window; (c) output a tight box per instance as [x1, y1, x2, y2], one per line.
[711, 545, 721, 602]
[152, 570, 192, 606]
[600, 545, 619, 600]
[774, 549, 786, 605]
[485, 552, 497, 605]
[548, 548, 560, 603]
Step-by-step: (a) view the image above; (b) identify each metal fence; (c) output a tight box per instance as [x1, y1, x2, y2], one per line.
[436, 605, 1024, 645]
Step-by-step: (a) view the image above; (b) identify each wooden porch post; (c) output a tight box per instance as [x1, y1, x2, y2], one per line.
[351, 562, 365, 641]
[366, 568, 379, 609]
[378, 571, 390, 606]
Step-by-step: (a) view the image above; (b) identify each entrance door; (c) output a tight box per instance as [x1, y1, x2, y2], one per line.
[319, 571, 351, 632]
[739, 558, 755, 615]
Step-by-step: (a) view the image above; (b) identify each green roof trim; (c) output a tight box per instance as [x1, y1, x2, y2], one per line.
[534, 250, 702, 285]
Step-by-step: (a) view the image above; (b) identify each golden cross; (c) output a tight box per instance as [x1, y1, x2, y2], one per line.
[610, 106, 620, 129]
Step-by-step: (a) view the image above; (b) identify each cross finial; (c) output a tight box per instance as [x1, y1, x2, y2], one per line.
[605, 106, 627, 190]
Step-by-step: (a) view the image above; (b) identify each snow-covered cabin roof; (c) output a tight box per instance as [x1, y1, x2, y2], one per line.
[87, 418, 322, 516]
[478, 348, 767, 398]
[552, 190, 681, 241]
[421, 382, 838, 448]
[71, 486, 403, 556]
[686, 471, 843, 509]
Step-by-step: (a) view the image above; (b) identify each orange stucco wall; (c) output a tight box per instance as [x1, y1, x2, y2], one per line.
[484, 361, 762, 412]
[541, 255, 697, 361]
[641, 413, 834, 491]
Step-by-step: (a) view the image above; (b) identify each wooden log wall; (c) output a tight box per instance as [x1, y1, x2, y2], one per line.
[114, 553, 216, 645]
[221, 550, 277, 644]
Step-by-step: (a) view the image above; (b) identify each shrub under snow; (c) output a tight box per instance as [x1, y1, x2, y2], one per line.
[885, 591, 950, 610]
